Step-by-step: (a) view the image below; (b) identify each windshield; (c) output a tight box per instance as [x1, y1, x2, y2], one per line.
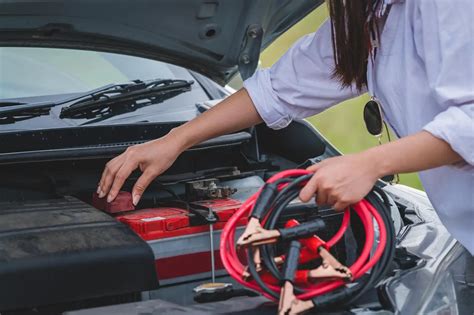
[0, 47, 210, 131]
[0, 47, 199, 99]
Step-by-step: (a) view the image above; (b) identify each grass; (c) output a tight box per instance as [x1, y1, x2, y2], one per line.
[259, 6, 423, 190]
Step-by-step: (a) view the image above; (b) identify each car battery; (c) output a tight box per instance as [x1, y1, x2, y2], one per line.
[115, 198, 248, 285]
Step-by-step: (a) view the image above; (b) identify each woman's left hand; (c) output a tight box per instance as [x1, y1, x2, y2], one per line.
[299, 151, 381, 211]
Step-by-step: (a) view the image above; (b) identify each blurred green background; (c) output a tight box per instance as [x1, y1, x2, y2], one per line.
[259, 6, 423, 190]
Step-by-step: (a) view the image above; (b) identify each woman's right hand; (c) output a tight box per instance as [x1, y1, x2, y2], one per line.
[97, 88, 262, 206]
[97, 133, 183, 206]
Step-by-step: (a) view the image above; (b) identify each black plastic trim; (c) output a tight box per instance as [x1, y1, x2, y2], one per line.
[0, 197, 158, 311]
[0, 121, 251, 164]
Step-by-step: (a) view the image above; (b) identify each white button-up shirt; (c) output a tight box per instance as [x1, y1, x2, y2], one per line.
[243, 0, 474, 253]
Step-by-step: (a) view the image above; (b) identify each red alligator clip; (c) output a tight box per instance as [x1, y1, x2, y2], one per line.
[284, 219, 352, 286]
[275, 219, 329, 265]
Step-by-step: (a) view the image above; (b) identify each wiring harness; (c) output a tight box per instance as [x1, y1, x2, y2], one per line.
[220, 169, 395, 314]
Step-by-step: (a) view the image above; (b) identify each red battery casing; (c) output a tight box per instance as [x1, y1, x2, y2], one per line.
[92, 191, 135, 214]
[115, 198, 247, 284]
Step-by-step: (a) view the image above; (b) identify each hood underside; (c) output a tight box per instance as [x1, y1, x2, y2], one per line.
[0, 0, 324, 84]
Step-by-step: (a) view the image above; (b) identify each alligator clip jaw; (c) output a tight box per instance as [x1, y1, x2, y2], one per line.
[241, 247, 263, 280]
[278, 282, 315, 315]
[278, 281, 295, 315]
[237, 217, 280, 247]
[319, 247, 352, 281]
[237, 217, 261, 246]
[307, 247, 352, 282]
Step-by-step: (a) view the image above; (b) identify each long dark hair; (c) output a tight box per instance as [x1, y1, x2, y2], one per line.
[327, 0, 381, 91]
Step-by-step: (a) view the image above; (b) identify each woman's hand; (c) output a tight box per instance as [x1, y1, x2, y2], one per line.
[96, 89, 263, 206]
[299, 152, 381, 211]
[299, 131, 464, 211]
[97, 133, 184, 205]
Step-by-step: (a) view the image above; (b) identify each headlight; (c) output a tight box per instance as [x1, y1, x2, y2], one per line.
[386, 243, 474, 315]
[420, 270, 458, 315]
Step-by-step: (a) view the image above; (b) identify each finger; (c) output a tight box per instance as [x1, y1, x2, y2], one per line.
[107, 159, 138, 202]
[299, 174, 319, 202]
[327, 195, 337, 207]
[98, 155, 124, 198]
[306, 163, 321, 172]
[315, 189, 328, 206]
[333, 201, 349, 212]
[132, 171, 157, 206]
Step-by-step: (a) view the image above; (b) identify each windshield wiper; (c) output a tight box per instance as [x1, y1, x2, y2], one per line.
[0, 78, 193, 124]
[0, 83, 126, 124]
[59, 79, 193, 120]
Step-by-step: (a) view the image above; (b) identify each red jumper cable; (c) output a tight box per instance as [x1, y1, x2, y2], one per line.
[220, 169, 389, 314]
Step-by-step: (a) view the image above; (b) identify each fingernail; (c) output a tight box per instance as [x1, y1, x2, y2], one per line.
[107, 195, 113, 203]
[98, 190, 105, 198]
[132, 194, 140, 206]
[96, 186, 101, 194]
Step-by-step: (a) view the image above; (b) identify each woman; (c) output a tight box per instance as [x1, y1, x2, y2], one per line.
[97, 0, 473, 254]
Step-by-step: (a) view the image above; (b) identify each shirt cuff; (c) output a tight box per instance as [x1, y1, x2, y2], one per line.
[243, 69, 292, 130]
[423, 106, 474, 165]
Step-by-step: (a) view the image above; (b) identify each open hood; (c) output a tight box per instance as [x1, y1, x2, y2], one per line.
[0, 0, 324, 84]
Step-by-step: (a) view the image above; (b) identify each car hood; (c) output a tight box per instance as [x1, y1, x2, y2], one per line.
[0, 0, 323, 84]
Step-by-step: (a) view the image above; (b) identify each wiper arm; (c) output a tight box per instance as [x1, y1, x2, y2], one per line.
[59, 79, 194, 119]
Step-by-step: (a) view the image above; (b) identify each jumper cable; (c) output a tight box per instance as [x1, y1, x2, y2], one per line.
[220, 169, 394, 314]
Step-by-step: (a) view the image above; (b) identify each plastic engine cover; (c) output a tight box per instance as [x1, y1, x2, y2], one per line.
[0, 197, 158, 311]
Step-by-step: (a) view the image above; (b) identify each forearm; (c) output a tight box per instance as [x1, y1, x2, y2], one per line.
[367, 131, 463, 178]
[166, 88, 262, 151]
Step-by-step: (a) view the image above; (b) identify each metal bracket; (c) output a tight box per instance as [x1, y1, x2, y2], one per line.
[185, 178, 237, 201]
[238, 24, 264, 80]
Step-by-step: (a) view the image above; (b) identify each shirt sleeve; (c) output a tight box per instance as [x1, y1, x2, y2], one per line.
[243, 20, 363, 130]
[416, 0, 474, 165]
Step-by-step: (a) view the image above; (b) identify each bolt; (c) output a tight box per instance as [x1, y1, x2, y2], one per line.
[248, 29, 258, 39]
[241, 54, 251, 64]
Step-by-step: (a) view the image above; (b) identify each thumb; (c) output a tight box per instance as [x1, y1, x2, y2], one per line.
[306, 163, 320, 172]
[132, 171, 156, 206]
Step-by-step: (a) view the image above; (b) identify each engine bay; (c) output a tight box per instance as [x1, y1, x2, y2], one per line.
[0, 121, 407, 314]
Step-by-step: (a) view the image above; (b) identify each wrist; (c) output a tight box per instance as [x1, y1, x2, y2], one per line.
[361, 147, 392, 179]
[162, 127, 190, 154]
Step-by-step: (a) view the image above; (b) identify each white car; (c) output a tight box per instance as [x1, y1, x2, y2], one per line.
[0, 1, 471, 314]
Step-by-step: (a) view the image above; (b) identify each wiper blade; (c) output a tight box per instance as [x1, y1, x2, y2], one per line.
[0, 101, 26, 107]
[0, 83, 133, 124]
[59, 79, 194, 120]
[0, 78, 193, 124]
[0, 106, 51, 124]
